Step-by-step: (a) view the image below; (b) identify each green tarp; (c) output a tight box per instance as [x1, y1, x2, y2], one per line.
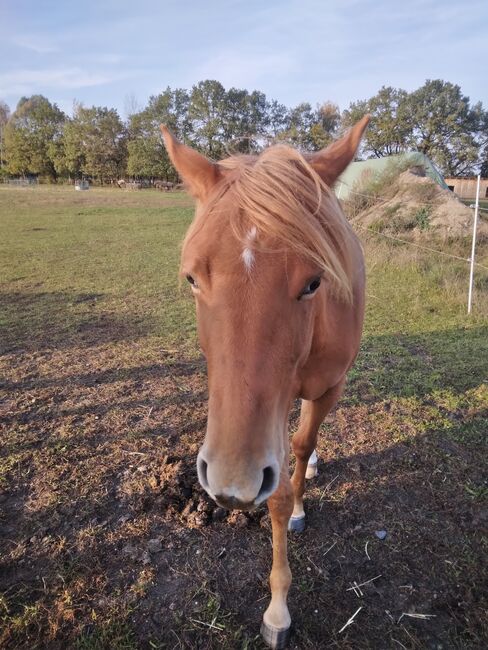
[336, 152, 448, 199]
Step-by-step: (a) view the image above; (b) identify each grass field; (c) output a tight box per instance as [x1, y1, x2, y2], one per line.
[1, 185, 487, 649]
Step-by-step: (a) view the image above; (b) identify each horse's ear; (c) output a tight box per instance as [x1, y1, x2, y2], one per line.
[160, 125, 221, 200]
[309, 115, 370, 186]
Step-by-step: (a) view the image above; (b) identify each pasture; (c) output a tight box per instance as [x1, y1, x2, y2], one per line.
[1, 185, 487, 649]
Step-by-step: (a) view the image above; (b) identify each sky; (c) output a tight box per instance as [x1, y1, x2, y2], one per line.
[1, 0, 487, 118]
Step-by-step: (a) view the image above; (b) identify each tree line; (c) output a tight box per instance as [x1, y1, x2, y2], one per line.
[0, 78, 487, 184]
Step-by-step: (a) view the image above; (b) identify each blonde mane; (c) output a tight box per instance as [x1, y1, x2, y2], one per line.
[185, 144, 356, 302]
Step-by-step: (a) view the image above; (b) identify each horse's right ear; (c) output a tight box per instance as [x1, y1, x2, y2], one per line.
[160, 126, 221, 200]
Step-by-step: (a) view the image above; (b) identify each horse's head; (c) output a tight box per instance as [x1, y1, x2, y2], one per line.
[161, 118, 368, 510]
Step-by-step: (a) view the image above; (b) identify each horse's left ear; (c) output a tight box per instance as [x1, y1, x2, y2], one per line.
[160, 125, 221, 200]
[309, 115, 370, 186]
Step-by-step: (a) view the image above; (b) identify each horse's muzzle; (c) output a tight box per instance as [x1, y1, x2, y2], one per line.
[196, 452, 279, 510]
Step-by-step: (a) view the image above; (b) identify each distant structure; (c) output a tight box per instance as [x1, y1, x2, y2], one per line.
[336, 152, 447, 200]
[444, 177, 488, 199]
[75, 180, 89, 191]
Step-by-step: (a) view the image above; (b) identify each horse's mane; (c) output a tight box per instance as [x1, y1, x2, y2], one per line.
[186, 145, 357, 302]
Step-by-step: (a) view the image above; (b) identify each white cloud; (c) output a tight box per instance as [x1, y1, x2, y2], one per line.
[193, 50, 298, 91]
[0, 67, 129, 96]
[12, 35, 58, 54]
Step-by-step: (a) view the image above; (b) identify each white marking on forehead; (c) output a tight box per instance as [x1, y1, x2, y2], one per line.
[241, 227, 257, 271]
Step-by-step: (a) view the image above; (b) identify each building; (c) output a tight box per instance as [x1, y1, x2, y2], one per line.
[444, 177, 488, 200]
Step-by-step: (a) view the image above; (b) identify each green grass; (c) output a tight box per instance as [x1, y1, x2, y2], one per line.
[0, 185, 197, 353]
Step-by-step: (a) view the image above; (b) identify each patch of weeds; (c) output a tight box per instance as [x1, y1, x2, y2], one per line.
[369, 218, 386, 233]
[445, 417, 487, 446]
[383, 202, 402, 219]
[192, 587, 230, 630]
[0, 454, 23, 489]
[414, 206, 431, 230]
[129, 569, 155, 599]
[464, 481, 488, 501]
[390, 211, 417, 232]
[408, 182, 439, 204]
[0, 601, 44, 645]
[76, 613, 137, 650]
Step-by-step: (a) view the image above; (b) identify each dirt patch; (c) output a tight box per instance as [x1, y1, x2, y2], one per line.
[1, 334, 487, 649]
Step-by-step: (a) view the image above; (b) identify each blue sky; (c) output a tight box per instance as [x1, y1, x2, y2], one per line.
[1, 0, 487, 118]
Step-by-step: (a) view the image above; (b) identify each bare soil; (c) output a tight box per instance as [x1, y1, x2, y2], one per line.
[1, 331, 487, 649]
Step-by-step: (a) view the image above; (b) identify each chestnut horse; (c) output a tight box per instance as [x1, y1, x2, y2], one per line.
[161, 116, 369, 649]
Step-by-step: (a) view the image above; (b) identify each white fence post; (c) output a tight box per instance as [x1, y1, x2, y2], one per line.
[467, 174, 481, 314]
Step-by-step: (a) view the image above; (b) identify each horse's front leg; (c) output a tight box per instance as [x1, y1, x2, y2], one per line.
[289, 379, 345, 532]
[261, 467, 294, 649]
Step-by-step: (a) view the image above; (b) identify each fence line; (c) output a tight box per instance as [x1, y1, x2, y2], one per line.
[355, 224, 488, 271]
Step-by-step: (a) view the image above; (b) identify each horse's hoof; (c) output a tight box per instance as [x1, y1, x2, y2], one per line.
[260, 621, 291, 649]
[288, 515, 306, 533]
[305, 463, 318, 479]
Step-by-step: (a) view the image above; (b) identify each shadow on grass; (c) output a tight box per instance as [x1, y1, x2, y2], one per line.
[1, 314, 487, 647]
[0, 290, 158, 354]
[348, 324, 488, 402]
[1, 358, 206, 392]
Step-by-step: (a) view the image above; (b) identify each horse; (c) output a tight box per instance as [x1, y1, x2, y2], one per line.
[160, 116, 369, 649]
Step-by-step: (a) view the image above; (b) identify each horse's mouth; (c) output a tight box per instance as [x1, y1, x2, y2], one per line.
[214, 494, 258, 512]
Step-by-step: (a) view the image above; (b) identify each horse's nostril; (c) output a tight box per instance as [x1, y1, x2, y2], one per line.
[257, 466, 276, 502]
[197, 456, 209, 488]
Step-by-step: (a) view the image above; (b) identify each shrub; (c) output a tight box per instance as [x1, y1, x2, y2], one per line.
[413, 206, 431, 230]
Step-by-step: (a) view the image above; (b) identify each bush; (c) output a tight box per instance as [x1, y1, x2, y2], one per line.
[413, 206, 431, 230]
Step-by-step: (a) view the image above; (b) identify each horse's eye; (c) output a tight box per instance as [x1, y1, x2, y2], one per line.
[299, 277, 321, 299]
[186, 275, 198, 288]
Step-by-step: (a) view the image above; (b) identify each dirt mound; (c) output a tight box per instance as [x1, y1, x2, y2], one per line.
[350, 169, 487, 238]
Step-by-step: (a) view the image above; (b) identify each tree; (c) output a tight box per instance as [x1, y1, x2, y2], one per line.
[480, 109, 488, 177]
[188, 80, 227, 158]
[404, 80, 482, 176]
[219, 88, 268, 153]
[275, 101, 340, 151]
[0, 100, 10, 171]
[62, 105, 127, 183]
[4, 95, 65, 179]
[342, 80, 486, 176]
[310, 102, 341, 150]
[342, 86, 411, 157]
[265, 99, 289, 141]
[126, 87, 190, 180]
